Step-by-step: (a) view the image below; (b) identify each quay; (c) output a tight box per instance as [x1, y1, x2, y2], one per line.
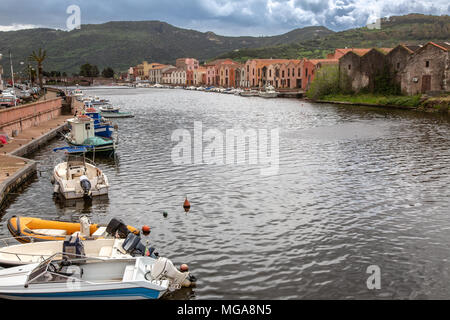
[0, 89, 81, 210]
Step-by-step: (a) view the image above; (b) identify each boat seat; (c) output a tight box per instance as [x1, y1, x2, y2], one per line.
[33, 229, 67, 236]
[92, 227, 107, 238]
[122, 265, 135, 281]
[98, 246, 113, 258]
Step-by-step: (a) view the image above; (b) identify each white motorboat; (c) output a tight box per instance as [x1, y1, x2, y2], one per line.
[0, 238, 130, 267]
[258, 85, 279, 98]
[52, 147, 109, 199]
[99, 104, 120, 113]
[240, 89, 259, 97]
[91, 96, 110, 105]
[0, 225, 161, 268]
[0, 255, 160, 300]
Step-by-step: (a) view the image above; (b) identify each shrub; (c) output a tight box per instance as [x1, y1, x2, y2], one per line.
[306, 65, 340, 99]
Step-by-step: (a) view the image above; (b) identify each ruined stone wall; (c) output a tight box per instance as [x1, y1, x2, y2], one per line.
[401, 45, 449, 95]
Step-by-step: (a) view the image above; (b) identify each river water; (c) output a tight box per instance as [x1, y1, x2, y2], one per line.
[1, 87, 450, 300]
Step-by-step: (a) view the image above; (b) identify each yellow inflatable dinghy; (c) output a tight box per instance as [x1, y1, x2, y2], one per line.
[7, 216, 140, 243]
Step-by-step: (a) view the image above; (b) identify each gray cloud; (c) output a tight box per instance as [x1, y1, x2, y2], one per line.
[0, 0, 448, 35]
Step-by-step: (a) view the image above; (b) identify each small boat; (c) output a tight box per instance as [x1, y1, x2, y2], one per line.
[99, 104, 120, 113]
[240, 89, 259, 97]
[7, 216, 140, 243]
[0, 238, 129, 267]
[84, 108, 115, 138]
[100, 112, 134, 119]
[52, 146, 109, 200]
[258, 85, 279, 98]
[65, 116, 116, 155]
[90, 96, 110, 105]
[0, 255, 170, 300]
[0, 230, 160, 268]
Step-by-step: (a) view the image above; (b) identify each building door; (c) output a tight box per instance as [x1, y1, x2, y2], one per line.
[421, 75, 431, 93]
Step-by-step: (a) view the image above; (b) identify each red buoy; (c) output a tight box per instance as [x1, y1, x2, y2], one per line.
[180, 264, 189, 272]
[183, 197, 191, 213]
[142, 225, 151, 236]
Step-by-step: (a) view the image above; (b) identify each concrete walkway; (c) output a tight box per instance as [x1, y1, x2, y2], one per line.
[0, 95, 82, 208]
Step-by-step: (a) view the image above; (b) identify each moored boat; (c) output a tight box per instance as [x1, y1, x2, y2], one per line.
[65, 116, 116, 155]
[99, 104, 120, 113]
[84, 107, 115, 138]
[100, 112, 134, 118]
[52, 146, 109, 200]
[0, 231, 159, 267]
[7, 216, 140, 243]
[258, 85, 279, 98]
[240, 89, 259, 97]
[0, 255, 169, 300]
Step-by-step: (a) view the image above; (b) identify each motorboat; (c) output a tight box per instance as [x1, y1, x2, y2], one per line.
[258, 85, 279, 98]
[0, 255, 169, 300]
[84, 107, 115, 138]
[52, 146, 109, 200]
[240, 89, 259, 97]
[99, 104, 120, 113]
[90, 96, 110, 105]
[0, 229, 161, 268]
[65, 116, 116, 155]
[72, 89, 84, 101]
[0, 238, 129, 267]
[100, 112, 134, 119]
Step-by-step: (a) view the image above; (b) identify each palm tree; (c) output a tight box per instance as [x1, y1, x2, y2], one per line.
[29, 48, 46, 89]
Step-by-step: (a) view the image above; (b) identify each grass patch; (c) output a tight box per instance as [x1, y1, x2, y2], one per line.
[320, 93, 422, 107]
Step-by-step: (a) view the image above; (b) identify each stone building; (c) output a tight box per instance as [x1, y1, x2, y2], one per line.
[339, 48, 392, 92]
[400, 42, 450, 95]
[386, 45, 418, 88]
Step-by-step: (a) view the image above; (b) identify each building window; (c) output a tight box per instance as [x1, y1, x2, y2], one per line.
[348, 64, 351, 70]
[426, 61, 430, 68]
[298, 68, 301, 77]
[282, 70, 285, 78]
[288, 69, 290, 77]
[396, 62, 400, 69]
[269, 69, 272, 77]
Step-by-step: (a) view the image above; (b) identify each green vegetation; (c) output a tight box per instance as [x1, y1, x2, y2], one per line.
[28, 48, 46, 88]
[306, 65, 341, 99]
[320, 93, 423, 107]
[101, 67, 115, 78]
[79, 63, 99, 77]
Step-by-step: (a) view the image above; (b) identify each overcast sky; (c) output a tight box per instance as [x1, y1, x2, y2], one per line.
[0, 0, 448, 36]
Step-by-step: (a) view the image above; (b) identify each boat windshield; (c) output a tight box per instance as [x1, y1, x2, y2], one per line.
[25, 253, 102, 285]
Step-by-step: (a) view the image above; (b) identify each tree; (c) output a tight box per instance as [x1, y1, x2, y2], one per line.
[79, 63, 100, 77]
[101, 67, 114, 78]
[306, 65, 341, 100]
[29, 48, 47, 89]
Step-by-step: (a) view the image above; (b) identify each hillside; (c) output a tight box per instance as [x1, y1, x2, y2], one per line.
[0, 21, 332, 76]
[215, 14, 450, 62]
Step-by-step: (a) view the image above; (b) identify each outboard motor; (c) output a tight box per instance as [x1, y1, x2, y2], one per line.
[106, 218, 131, 238]
[147, 257, 196, 290]
[79, 175, 91, 198]
[122, 233, 147, 256]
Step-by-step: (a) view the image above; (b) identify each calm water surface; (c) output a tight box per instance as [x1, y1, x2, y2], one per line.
[1, 88, 450, 299]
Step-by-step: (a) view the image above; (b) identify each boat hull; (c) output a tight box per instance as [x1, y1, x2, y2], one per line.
[0, 283, 165, 300]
